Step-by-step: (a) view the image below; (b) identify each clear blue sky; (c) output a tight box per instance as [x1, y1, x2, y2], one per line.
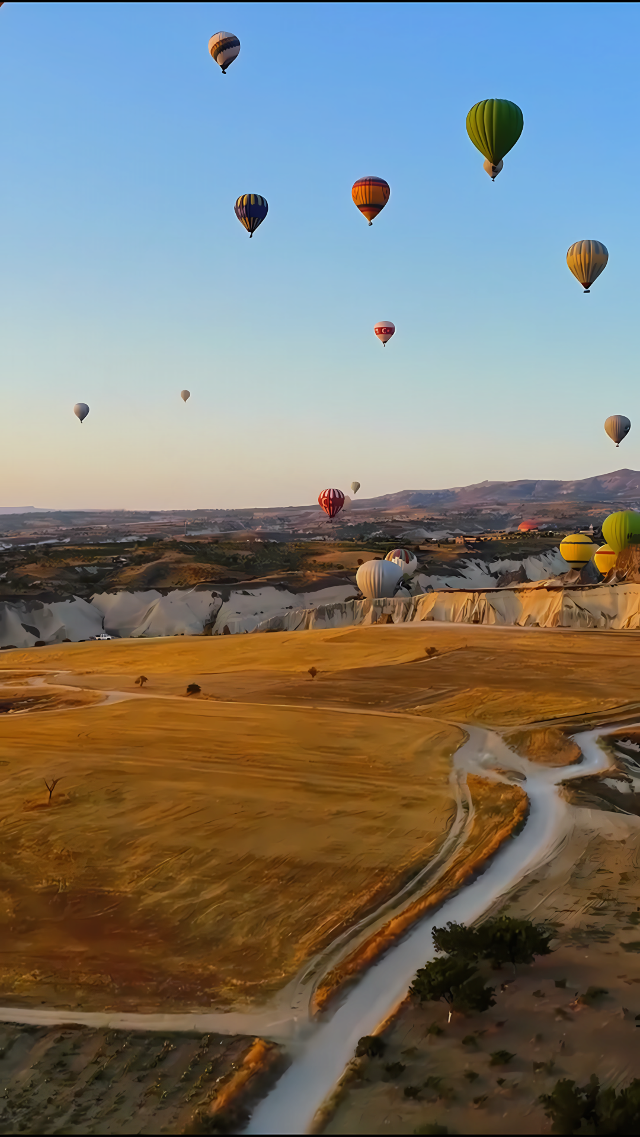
[0, 1, 638, 509]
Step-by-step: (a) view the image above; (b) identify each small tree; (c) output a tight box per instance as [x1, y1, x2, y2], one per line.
[44, 777, 61, 804]
[538, 1075, 640, 1134]
[135, 675, 148, 688]
[355, 1035, 386, 1058]
[308, 667, 318, 680]
[425, 647, 438, 658]
[186, 683, 201, 696]
[410, 957, 495, 1021]
[432, 921, 482, 961]
[477, 916, 552, 969]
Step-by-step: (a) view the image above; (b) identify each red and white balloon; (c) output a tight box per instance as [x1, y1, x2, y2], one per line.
[374, 320, 395, 346]
[318, 488, 345, 519]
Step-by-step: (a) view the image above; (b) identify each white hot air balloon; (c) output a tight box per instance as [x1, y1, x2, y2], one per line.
[374, 320, 395, 346]
[181, 390, 190, 402]
[351, 481, 361, 494]
[73, 402, 89, 424]
[356, 559, 403, 598]
[385, 547, 418, 575]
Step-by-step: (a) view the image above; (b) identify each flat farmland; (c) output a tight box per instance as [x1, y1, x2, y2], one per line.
[0, 661, 459, 1012]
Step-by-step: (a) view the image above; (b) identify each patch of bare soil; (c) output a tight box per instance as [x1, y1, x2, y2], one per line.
[0, 1022, 284, 1135]
[324, 796, 640, 1134]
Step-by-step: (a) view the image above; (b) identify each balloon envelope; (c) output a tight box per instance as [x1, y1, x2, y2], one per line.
[352, 177, 390, 225]
[350, 481, 360, 494]
[559, 533, 597, 568]
[566, 240, 608, 292]
[318, 488, 345, 519]
[181, 390, 190, 402]
[594, 543, 617, 575]
[466, 99, 524, 165]
[208, 31, 240, 72]
[374, 321, 395, 345]
[604, 415, 630, 446]
[602, 510, 640, 554]
[235, 194, 268, 237]
[385, 548, 418, 575]
[518, 520, 538, 532]
[356, 559, 403, 599]
[73, 402, 89, 423]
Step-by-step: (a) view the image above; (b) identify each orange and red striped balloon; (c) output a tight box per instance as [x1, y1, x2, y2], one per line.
[352, 177, 390, 226]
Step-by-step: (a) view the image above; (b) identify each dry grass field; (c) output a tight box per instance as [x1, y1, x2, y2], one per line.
[0, 635, 463, 1013]
[3, 624, 640, 1021]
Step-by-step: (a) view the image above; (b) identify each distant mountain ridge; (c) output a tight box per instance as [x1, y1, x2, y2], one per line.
[355, 469, 640, 509]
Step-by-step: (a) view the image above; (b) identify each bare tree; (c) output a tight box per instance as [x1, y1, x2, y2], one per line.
[308, 667, 318, 680]
[135, 675, 148, 687]
[44, 777, 61, 804]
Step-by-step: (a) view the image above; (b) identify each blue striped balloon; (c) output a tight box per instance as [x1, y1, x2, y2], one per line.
[234, 194, 268, 237]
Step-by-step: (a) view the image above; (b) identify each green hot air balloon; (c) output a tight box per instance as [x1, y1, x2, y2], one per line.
[466, 99, 524, 172]
[602, 510, 640, 554]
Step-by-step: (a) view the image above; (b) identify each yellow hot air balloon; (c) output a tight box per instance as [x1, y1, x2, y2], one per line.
[559, 533, 597, 568]
[566, 240, 608, 293]
[593, 543, 617, 575]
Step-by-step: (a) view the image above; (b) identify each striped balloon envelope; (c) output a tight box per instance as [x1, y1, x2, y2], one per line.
[234, 194, 268, 237]
[604, 415, 631, 447]
[559, 533, 597, 568]
[352, 177, 390, 225]
[374, 321, 395, 346]
[385, 548, 418, 575]
[593, 544, 617, 575]
[318, 488, 345, 519]
[566, 240, 608, 293]
[208, 31, 241, 73]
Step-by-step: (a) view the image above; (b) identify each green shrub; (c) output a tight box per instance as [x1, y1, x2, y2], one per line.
[355, 1035, 385, 1058]
[540, 1076, 640, 1135]
[489, 1050, 515, 1066]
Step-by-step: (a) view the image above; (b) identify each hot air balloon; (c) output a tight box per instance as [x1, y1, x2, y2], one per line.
[374, 321, 395, 346]
[518, 520, 538, 532]
[208, 31, 240, 73]
[73, 402, 89, 424]
[604, 415, 630, 447]
[559, 533, 597, 568]
[602, 510, 640, 554]
[235, 194, 268, 237]
[351, 481, 360, 495]
[566, 241, 608, 293]
[181, 390, 190, 402]
[466, 100, 524, 173]
[352, 177, 390, 226]
[356, 559, 403, 599]
[385, 548, 418, 575]
[594, 543, 617, 575]
[318, 488, 345, 519]
[483, 158, 503, 181]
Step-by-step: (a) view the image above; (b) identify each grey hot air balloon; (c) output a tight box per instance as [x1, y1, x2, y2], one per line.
[350, 481, 361, 494]
[73, 402, 90, 424]
[604, 415, 631, 447]
[356, 559, 403, 599]
[181, 390, 190, 403]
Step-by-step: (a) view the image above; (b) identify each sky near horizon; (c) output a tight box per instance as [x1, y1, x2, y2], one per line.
[0, 1, 639, 510]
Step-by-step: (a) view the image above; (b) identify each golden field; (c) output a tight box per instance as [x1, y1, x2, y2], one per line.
[2, 624, 640, 1016]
